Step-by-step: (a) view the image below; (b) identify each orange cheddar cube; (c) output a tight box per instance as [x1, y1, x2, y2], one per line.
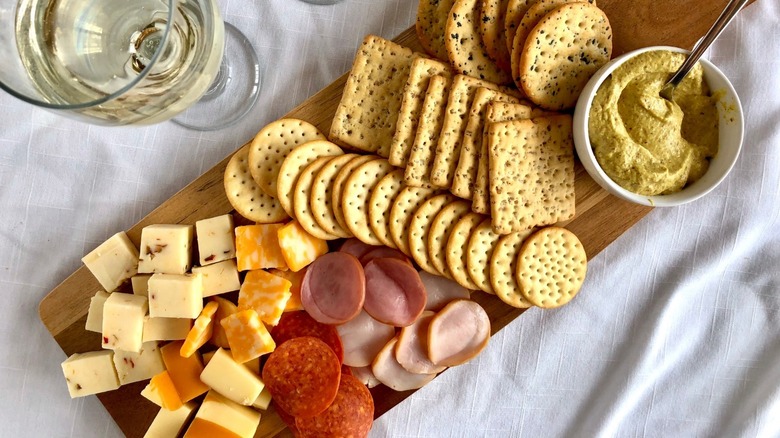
[268, 268, 306, 311]
[180, 301, 219, 358]
[209, 296, 238, 349]
[234, 224, 288, 271]
[183, 391, 260, 438]
[160, 341, 210, 403]
[147, 370, 183, 411]
[277, 220, 329, 272]
[238, 270, 291, 326]
[220, 309, 276, 363]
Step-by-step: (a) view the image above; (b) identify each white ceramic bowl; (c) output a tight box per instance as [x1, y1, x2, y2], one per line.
[572, 46, 744, 207]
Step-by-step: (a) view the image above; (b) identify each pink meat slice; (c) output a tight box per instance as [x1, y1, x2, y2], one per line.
[339, 238, 377, 260]
[419, 271, 471, 312]
[336, 310, 396, 367]
[427, 299, 491, 367]
[301, 252, 366, 325]
[394, 311, 447, 375]
[363, 258, 427, 327]
[372, 337, 437, 391]
[358, 247, 411, 266]
[349, 366, 381, 389]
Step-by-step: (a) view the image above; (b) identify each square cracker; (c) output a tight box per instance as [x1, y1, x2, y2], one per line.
[405, 74, 451, 187]
[488, 115, 575, 234]
[450, 87, 520, 200]
[389, 57, 453, 167]
[330, 35, 417, 157]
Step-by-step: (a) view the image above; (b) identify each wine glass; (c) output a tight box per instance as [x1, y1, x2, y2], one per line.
[0, 0, 260, 130]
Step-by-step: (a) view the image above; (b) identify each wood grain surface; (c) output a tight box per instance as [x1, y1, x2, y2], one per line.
[38, 0, 751, 436]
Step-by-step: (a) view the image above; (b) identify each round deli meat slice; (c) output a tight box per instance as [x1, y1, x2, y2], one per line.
[419, 271, 472, 312]
[336, 310, 396, 367]
[358, 247, 412, 266]
[301, 252, 365, 325]
[427, 299, 491, 367]
[350, 366, 381, 389]
[363, 258, 427, 327]
[295, 373, 374, 438]
[271, 310, 345, 363]
[339, 238, 378, 260]
[372, 337, 437, 391]
[394, 311, 447, 375]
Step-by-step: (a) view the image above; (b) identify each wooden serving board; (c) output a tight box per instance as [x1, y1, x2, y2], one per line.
[39, 1, 751, 436]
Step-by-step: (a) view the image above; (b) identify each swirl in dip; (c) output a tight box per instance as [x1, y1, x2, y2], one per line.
[588, 50, 719, 196]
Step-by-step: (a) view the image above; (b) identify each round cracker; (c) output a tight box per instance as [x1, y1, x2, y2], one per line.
[249, 118, 327, 197]
[490, 230, 536, 308]
[310, 154, 359, 239]
[368, 170, 406, 249]
[223, 145, 289, 223]
[416, 0, 456, 60]
[465, 218, 502, 294]
[277, 140, 343, 217]
[445, 212, 485, 290]
[408, 194, 458, 276]
[332, 155, 378, 233]
[518, 2, 612, 110]
[479, 0, 512, 73]
[516, 226, 587, 308]
[294, 156, 341, 240]
[341, 159, 396, 246]
[427, 200, 472, 279]
[389, 186, 441, 257]
[504, 0, 538, 57]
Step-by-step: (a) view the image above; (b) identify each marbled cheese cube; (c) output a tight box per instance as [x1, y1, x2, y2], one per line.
[234, 224, 288, 271]
[199, 348, 264, 406]
[61, 350, 120, 398]
[184, 391, 260, 438]
[195, 214, 235, 266]
[113, 341, 165, 385]
[138, 224, 194, 275]
[143, 403, 196, 438]
[102, 293, 148, 352]
[237, 270, 291, 326]
[180, 301, 219, 358]
[277, 220, 329, 272]
[82, 232, 139, 292]
[85, 290, 111, 333]
[148, 273, 203, 319]
[191, 259, 240, 297]
[131, 274, 152, 296]
[220, 309, 276, 363]
[142, 316, 192, 342]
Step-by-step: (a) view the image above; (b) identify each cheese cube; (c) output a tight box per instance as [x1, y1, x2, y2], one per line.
[160, 341, 210, 403]
[61, 350, 120, 398]
[237, 270, 291, 326]
[141, 381, 163, 407]
[145, 371, 183, 411]
[143, 403, 197, 438]
[195, 214, 236, 266]
[183, 391, 261, 438]
[252, 387, 272, 410]
[200, 348, 264, 406]
[81, 232, 139, 292]
[220, 309, 276, 363]
[148, 273, 203, 319]
[102, 293, 148, 352]
[85, 290, 111, 333]
[209, 296, 238, 349]
[203, 350, 259, 375]
[180, 301, 219, 358]
[267, 268, 305, 311]
[143, 316, 192, 342]
[235, 224, 288, 271]
[131, 274, 152, 296]
[191, 259, 240, 297]
[138, 224, 194, 275]
[113, 342, 165, 385]
[277, 220, 329, 272]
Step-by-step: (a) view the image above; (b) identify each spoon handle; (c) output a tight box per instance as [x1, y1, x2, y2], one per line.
[666, 0, 749, 87]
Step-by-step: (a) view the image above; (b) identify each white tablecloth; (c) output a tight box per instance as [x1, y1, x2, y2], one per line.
[1, 1, 778, 437]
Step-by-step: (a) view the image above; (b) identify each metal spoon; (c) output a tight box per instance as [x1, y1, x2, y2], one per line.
[659, 0, 749, 101]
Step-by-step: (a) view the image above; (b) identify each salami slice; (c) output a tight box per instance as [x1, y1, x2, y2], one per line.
[295, 373, 374, 438]
[271, 311, 345, 363]
[301, 252, 366, 325]
[363, 258, 427, 327]
[263, 337, 342, 418]
[339, 238, 377, 260]
[358, 247, 411, 266]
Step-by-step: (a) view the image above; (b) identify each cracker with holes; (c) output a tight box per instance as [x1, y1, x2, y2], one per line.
[504, 0, 538, 58]
[416, 0, 456, 60]
[490, 230, 535, 308]
[389, 58, 453, 168]
[330, 35, 417, 157]
[294, 156, 341, 240]
[341, 159, 396, 246]
[224, 145, 289, 223]
[445, 212, 485, 290]
[310, 154, 359, 239]
[331, 155, 378, 233]
[408, 194, 457, 276]
[389, 186, 442, 256]
[277, 140, 343, 217]
[248, 118, 327, 197]
[479, 0, 512, 73]
[487, 115, 575, 234]
[518, 2, 612, 110]
[446, 0, 512, 84]
[368, 170, 406, 249]
[465, 218, 502, 294]
[427, 200, 472, 279]
[516, 226, 586, 308]
[405, 75, 450, 187]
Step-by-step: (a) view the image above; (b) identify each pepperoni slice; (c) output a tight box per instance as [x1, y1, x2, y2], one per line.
[274, 404, 300, 436]
[295, 373, 374, 438]
[339, 238, 377, 260]
[363, 258, 427, 327]
[301, 252, 365, 325]
[263, 337, 341, 418]
[358, 247, 411, 266]
[271, 311, 344, 363]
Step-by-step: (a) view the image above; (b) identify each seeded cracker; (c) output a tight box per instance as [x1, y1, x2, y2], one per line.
[504, 0, 538, 58]
[368, 170, 406, 249]
[408, 194, 458, 276]
[294, 156, 341, 240]
[479, 0, 512, 73]
[277, 140, 344, 218]
[223, 145, 289, 224]
[330, 35, 417, 158]
[465, 218, 502, 294]
[427, 200, 472, 279]
[490, 230, 535, 308]
[310, 154, 360, 239]
[416, 0, 457, 60]
[389, 58, 453, 168]
[405, 75, 450, 187]
[341, 159, 396, 246]
[487, 115, 575, 234]
[518, 2, 612, 110]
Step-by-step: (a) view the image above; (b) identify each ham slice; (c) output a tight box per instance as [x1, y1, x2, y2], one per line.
[336, 310, 395, 367]
[301, 252, 365, 325]
[419, 271, 471, 312]
[394, 311, 446, 375]
[372, 337, 437, 391]
[363, 258, 426, 327]
[427, 300, 491, 367]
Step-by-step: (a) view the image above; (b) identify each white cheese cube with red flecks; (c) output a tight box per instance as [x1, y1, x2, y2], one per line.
[82, 232, 139, 292]
[112, 342, 166, 385]
[143, 403, 197, 438]
[61, 350, 120, 398]
[147, 273, 203, 319]
[102, 293, 148, 352]
[137, 224, 194, 275]
[142, 316, 192, 342]
[191, 259, 240, 297]
[195, 214, 236, 266]
[131, 274, 152, 296]
[85, 290, 111, 333]
[199, 348, 264, 406]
